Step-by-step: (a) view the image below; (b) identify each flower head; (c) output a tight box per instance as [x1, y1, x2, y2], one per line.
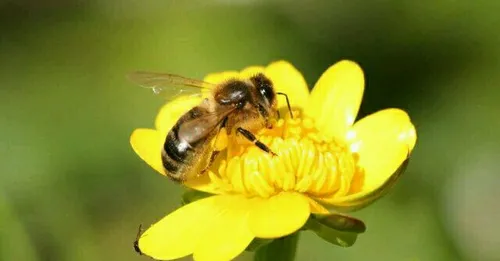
[130, 60, 417, 260]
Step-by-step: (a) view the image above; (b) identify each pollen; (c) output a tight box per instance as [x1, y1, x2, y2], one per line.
[209, 111, 362, 199]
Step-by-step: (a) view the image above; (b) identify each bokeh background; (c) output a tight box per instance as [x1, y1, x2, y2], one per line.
[1, 1, 499, 260]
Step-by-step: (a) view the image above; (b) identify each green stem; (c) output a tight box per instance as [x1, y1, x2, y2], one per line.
[253, 233, 299, 261]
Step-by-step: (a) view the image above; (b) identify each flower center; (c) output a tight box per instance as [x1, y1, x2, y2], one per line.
[208, 111, 361, 198]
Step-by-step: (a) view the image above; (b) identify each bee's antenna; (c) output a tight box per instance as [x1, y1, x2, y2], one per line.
[277, 92, 293, 119]
[277, 110, 281, 120]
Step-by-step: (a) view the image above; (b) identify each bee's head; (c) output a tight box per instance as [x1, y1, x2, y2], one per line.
[250, 73, 277, 129]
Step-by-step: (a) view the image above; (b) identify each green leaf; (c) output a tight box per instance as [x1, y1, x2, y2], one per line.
[306, 215, 363, 247]
[313, 213, 366, 233]
[180, 189, 212, 205]
[253, 233, 299, 261]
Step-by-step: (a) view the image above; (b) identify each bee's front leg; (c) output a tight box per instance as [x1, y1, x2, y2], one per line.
[236, 127, 277, 156]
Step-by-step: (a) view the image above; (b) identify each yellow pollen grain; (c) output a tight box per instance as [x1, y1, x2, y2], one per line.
[209, 111, 359, 199]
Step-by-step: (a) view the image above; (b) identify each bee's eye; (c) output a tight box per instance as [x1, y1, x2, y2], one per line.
[259, 87, 268, 97]
[259, 86, 273, 103]
[251, 73, 275, 104]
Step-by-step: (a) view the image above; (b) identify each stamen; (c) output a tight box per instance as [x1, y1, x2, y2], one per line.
[210, 111, 361, 198]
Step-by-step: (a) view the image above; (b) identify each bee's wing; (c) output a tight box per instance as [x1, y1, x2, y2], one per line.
[127, 71, 216, 100]
[177, 106, 236, 144]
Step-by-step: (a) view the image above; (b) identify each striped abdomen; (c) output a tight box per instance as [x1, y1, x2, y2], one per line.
[161, 106, 215, 182]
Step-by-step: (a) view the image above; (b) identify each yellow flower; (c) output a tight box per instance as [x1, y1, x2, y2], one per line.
[130, 60, 417, 261]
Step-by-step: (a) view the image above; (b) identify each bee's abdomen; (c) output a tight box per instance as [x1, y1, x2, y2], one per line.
[161, 124, 193, 181]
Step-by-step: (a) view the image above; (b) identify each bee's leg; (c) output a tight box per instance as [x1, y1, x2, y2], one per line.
[211, 116, 228, 152]
[200, 150, 220, 175]
[236, 127, 277, 156]
[201, 117, 228, 174]
[209, 151, 220, 165]
[221, 116, 228, 128]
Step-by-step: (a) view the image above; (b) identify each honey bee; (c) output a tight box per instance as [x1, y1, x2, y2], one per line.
[129, 70, 292, 182]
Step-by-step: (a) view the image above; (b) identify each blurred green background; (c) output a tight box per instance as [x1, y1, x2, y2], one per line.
[1, 1, 499, 260]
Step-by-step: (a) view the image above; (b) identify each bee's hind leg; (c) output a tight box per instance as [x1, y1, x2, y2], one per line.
[208, 151, 220, 166]
[200, 151, 220, 175]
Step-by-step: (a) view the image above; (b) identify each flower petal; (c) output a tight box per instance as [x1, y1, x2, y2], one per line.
[203, 71, 239, 84]
[319, 157, 409, 212]
[193, 196, 254, 261]
[130, 128, 165, 175]
[304, 60, 364, 141]
[183, 171, 224, 195]
[137, 195, 223, 260]
[319, 109, 416, 210]
[265, 61, 310, 109]
[155, 95, 203, 135]
[240, 66, 266, 79]
[348, 108, 416, 191]
[307, 197, 330, 214]
[248, 192, 310, 238]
